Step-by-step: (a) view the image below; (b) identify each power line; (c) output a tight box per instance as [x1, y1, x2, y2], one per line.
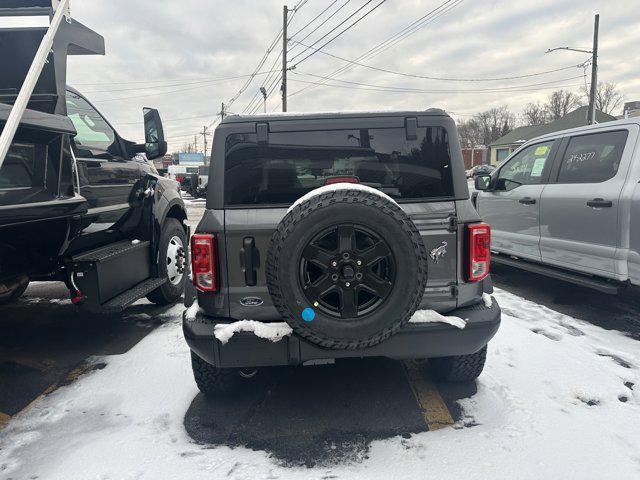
[288, 78, 584, 95]
[243, 0, 325, 114]
[77, 70, 280, 94]
[289, 0, 461, 98]
[243, 52, 283, 113]
[226, 0, 310, 112]
[289, 72, 585, 93]
[290, 40, 588, 82]
[225, 30, 284, 110]
[117, 113, 214, 126]
[288, 0, 352, 55]
[289, 0, 381, 64]
[289, 0, 340, 40]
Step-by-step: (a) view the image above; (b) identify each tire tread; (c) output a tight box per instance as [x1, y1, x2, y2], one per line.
[266, 189, 428, 350]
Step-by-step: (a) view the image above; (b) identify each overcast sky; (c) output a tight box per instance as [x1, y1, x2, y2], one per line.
[66, 0, 640, 152]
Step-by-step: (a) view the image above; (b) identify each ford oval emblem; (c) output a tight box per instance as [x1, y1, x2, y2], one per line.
[240, 296, 264, 307]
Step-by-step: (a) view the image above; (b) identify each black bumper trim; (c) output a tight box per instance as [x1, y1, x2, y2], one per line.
[183, 299, 501, 368]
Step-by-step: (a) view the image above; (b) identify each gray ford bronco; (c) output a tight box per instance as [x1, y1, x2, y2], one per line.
[183, 110, 501, 395]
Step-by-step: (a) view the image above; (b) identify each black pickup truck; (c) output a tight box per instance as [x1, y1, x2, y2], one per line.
[0, 3, 188, 311]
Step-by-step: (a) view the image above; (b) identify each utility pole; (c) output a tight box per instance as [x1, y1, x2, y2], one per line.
[220, 102, 226, 120]
[588, 14, 599, 125]
[545, 13, 599, 125]
[282, 5, 289, 112]
[200, 126, 210, 163]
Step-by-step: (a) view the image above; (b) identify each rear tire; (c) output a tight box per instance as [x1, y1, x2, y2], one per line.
[0, 277, 29, 305]
[190, 352, 247, 396]
[429, 346, 488, 382]
[147, 218, 187, 305]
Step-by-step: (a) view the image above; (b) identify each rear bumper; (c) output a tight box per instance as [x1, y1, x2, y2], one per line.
[183, 299, 501, 368]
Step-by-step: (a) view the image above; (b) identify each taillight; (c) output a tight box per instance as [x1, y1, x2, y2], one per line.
[191, 234, 217, 292]
[468, 223, 490, 282]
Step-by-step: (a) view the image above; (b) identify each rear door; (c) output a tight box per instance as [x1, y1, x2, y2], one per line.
[540, 128, 633, 277]
[66, 90, 140, 233]
[222, 119, 459, 321]
[476, 139, 557, 261]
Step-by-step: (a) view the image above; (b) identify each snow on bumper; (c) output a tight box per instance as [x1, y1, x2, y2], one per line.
[183, 298, 501, 369]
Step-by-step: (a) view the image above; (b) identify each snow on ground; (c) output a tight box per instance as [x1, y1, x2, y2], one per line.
[1, 289, 639, 479]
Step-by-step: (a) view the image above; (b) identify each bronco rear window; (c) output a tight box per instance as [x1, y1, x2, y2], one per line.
[224, 127, 454, 206]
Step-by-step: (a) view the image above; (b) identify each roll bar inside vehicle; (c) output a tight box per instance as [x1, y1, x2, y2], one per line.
[0, 1, 186, 311]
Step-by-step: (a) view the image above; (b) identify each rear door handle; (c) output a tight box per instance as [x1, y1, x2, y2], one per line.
[519, 197, 537, 205]
[240, 237, 259, 286]
[587, 198, 613, 208]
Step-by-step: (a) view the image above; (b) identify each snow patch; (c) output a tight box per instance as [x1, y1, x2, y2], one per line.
[49, 298, 72, 305]
[184, 300, 202, 321]
[409, 309, 467, 329]
[482, 293, 493, 308]
[213, 320, 293, 344]
[287, 182, 399, 213]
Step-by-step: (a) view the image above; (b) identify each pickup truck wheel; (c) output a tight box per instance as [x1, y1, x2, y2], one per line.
[191, 352, 246, 396]
[429, 346, 488, 382]
[147, 218, 187, 305]
[266, 186, 428, 350]
[0, 277, 29, 305]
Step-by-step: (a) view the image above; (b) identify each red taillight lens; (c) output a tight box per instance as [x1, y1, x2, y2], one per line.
[176, 176, 184, 182]
[191, 234, 217, 292]
[468, 223, 490, 282]
[324, 176, 360, 185]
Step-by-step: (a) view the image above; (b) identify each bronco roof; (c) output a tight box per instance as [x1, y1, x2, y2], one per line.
[220, 108, 450, 124]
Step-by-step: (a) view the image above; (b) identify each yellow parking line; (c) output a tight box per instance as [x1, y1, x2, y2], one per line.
[403, 361, 454, 430]
[0, 363, 96, 430]
[0, 412, 11, 429]
[3, 355, 56, 374]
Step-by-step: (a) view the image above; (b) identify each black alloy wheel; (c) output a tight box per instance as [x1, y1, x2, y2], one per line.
[299, 224, 396, 319]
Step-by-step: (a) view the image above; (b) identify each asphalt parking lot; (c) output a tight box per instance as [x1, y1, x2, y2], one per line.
[1, 196, 639, 466]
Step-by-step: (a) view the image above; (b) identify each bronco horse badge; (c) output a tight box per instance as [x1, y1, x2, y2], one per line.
[429, 241, 448, 263]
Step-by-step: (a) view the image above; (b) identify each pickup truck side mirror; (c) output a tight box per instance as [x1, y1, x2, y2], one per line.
[475, 174, 492, 191]
[143, 107, 167, 160]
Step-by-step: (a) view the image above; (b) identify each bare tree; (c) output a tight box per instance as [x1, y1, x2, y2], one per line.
[582, 81, 624, 115]
[457, 106, 517, 147]
[457, 119, 483, 148]
[545, 90, 583, 120]
[522, 102, 549, 126]
[475, 106, 517, 146]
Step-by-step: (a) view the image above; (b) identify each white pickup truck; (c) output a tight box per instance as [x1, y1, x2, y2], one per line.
[475, 117, 640, 294]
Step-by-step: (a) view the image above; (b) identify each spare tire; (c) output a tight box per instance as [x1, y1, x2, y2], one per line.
[266, 185, 428, 350]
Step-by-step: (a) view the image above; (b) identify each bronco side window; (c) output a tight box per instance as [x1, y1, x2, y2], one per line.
[224, 126, 454, 206]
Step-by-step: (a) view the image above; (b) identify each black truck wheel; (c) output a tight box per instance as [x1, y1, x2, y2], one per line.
[191, 352, 250, 396]
[266, 187, 428, 350]
[429, 346, 488, 382]
[147, 218, 187, 305]
[0, 277, 29, 305]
